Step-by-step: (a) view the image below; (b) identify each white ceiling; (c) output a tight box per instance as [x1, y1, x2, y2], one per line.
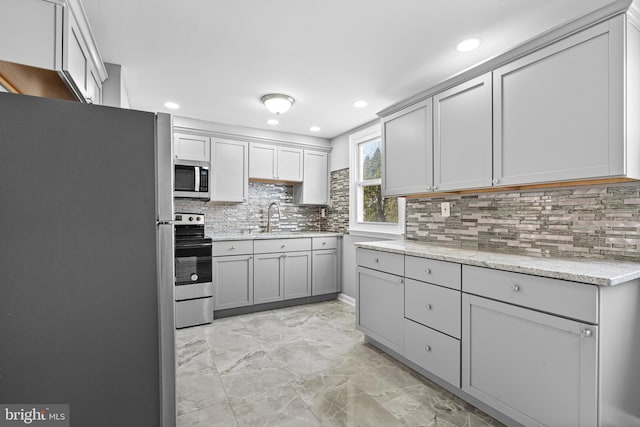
[81, 0, 614, 139]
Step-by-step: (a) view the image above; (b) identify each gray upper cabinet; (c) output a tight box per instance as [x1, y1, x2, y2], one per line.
[493, 17, 628, 186]
[249, 143, 277, 179]
[174, 133, 210, 162]
[433, 73, 492, 191]
[293, 150, 329, 205]
[276, 147, 303, 181]
[249, 143, 303, 182]
[382, 98, 433, 196]
[211, 139, 248, 202]
[1, 0, 107, 104]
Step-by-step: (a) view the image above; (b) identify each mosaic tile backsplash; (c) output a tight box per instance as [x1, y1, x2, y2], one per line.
[406, 183, 640, 261]
[175, 182, 323, 235]
[326, 168, 350, 234]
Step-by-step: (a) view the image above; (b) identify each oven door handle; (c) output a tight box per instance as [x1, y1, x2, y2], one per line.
[175, 242, 212, 249]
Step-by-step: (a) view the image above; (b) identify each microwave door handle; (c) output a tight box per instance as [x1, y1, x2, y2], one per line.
[194, 166, 200, 192]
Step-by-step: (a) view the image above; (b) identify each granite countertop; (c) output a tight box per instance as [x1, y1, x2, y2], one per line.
[208, 231, 343, 242]
[354, 240, 640, 286]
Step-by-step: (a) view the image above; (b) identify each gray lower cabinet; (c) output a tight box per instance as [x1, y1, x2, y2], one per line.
[462, 293, 598, 427]
[254, 251, 311, 303]
[212, 254, 253, 310]
[254, 253, 284, 304]
[356, 266, 404, 353]
[311, 249, 338, 295]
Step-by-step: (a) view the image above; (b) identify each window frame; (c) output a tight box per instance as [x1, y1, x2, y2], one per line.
[349, 124, 405, 236]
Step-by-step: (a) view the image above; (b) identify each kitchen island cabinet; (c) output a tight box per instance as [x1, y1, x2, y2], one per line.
[355, 240, 640, 427]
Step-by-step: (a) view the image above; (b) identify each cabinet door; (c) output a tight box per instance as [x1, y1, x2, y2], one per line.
[65, 10, 88, 99]
[433, 73, 492, 191]
[277, 147, 303, 181]
[249, 143, 277, 179]
[312, 249, 338, 295]
[253, 253, 284, 304]
[462, 294, 598, 427]
[382, 98, 433, 196]
[283, 251, 311, 300]
[211, 139, 248, 202]
[294, 150, 328, 205]
[493, 18, 624, 186]
[356, 267, 404, 353]
[0, 0, 59, 70]
[213, 254, 253, 310]
[174, 133, 210, 162]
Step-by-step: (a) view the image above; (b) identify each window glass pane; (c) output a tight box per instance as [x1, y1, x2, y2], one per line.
[359, 138, 382, 181]
[362, 184, 398, 223]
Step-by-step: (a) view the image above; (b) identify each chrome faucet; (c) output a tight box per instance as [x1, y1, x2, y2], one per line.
[267, 202, 282, 233]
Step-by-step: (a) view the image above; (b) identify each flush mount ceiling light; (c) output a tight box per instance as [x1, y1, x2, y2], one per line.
[261, 93, 295, 114]
[456, 38, 481, 52]
[164, 101, 180, 109]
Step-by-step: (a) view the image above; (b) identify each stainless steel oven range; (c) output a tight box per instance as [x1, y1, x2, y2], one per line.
[174, 212, 213, 328]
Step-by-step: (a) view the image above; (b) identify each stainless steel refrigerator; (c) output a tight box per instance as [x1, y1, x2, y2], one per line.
[0, 93, 176, 427]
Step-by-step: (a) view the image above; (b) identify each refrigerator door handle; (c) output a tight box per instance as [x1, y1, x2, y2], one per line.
[157, 220, 175, 226]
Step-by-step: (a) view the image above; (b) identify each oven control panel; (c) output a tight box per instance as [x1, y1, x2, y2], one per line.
[174, 213, 204, 225]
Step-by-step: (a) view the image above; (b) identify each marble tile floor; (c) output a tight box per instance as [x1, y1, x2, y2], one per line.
[176, 300, 504, 427]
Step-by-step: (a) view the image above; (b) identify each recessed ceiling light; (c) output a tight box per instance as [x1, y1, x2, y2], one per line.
[267, 119, 279, 125]
[164, 101, 180, 109]
[456, 38, 481, 52]
[353, 100, 368, 108]
[309, 126, 320, 132]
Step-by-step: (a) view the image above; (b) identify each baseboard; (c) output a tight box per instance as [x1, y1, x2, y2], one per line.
[337, 293, 355, 306]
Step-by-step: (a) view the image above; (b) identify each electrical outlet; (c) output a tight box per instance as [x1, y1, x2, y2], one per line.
[441, 202, 451, 218]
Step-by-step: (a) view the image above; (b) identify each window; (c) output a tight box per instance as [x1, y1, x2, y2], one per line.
[349, 124, 405, 235]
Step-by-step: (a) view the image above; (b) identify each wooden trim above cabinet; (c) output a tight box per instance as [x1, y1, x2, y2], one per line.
[0, 60, 77, 101]
[404, 177, 637, 199]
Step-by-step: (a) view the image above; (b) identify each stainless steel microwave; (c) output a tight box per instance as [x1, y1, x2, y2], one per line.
[174, 162, 210, 199]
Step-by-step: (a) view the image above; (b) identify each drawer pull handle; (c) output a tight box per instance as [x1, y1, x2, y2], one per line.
[373, 258, 379, 263]
[425, 268, 431, 274]
[512, 284, 520, 292]
[582, 329, 593, 337]
[281, 244, 286, 248]
[425, 345, 431, 352]
[425, 304, 432, 310]
[322, 241, 327, 245]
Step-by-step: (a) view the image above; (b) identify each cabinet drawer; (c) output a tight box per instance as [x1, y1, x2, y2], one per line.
[404, 319, 460, 387]
[213, 240, 253, 256]
[312, 236, 337, 250]
[462, 265, 598, 323]
[405, 256, 461, 290]
[356, 248, 404, 276]
[405, 279, 461, 338]
[254, 238, 311, 254]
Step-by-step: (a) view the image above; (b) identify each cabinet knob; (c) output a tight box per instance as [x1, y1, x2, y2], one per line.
[398, 278, 404, 284]
[432, 186, 438, 191]
[425, 268, 431, 274]
[425, 345, 431, 352]
[373, 258, 379, 263]
[512, 284, 520, 292]
[281, 244, 286, 248]
[425, 304, 432, 310]
[493, 178, 500, 185]
[322, 241, 327, 245]
[230, 246, 236, 250]
[582, 329, 593, 337]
